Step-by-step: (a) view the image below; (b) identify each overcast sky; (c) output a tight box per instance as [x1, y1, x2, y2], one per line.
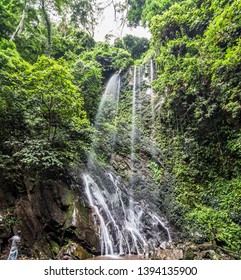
[94, 0, 150, 42]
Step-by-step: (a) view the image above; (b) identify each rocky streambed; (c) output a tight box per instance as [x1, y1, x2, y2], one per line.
[149, 242, 236, 260]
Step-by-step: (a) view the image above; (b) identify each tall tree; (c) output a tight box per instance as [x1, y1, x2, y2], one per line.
[69, 0, 97, 36]
[40, 0, 50, 55]
[123, 34, 149, 59]
[10, 0, 29, 41]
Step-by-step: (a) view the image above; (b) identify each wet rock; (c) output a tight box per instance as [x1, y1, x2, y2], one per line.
[202, 250, 219, 260]
[159, 241, 168, 250]
[172, 248, 184, 259]
[185, 247, 196, 260]
[150, 242, 234, 260]
[58, 242, 93, 260]
[119, 253, 125, 257]
[151, 247, 182, 260]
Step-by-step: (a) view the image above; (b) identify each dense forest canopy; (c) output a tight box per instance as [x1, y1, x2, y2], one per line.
[0, 0, 241, 258]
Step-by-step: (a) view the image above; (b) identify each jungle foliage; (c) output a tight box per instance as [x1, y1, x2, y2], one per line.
[1, 0, 241, 257]
[0, 0, 133, 190]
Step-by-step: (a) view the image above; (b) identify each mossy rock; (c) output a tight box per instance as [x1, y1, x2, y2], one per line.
[59, 242, 93, 260]
[50, 240, 60, 255]
[184, 248, 196, 260]
[72, 244, 93, 259]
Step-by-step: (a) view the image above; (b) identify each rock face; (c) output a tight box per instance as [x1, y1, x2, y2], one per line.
[149, 242, 234, 260]
[0, 170, 100, 259]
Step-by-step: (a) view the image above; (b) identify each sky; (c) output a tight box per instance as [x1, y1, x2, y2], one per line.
[93, 0, 151, 42]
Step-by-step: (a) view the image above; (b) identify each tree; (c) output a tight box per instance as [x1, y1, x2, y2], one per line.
[126, 0, 146, 27]
[10, 0, 29, 41]
[123, 34, 149, 59]
[23, 56, 89, 142]
[81, 42, 133, 78]
[0, 43, 91, 172]
[68, 0, 97, 36]
[0, 0, 22, 39]
[3, 0, 98, 57]
[72, 59, 102, 122]
[51, 26, 95, 60]
[0, 39, 29, 145]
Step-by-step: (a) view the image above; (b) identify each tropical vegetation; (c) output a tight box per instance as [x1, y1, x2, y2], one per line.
[0, 0, 240, 257]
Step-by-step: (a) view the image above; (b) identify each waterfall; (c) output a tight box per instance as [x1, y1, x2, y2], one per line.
[113, 75, 121, 145]
[137, 65, 141, 89]
[150, 59, 156, 157]
[116, 74, 121, 115]
[150, 59, 155, 119]
[83, 174, 115, 255]
[83, 170, 171, 255]
[131, 66, 137, 162]
[82, 68, 171, 256]
[95, 73, 120, 122]
[150, 60, 154, 86]
[91, 73, 120, 158]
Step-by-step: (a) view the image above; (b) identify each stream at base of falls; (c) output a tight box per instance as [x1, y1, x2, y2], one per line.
[88, 254, 144, 260]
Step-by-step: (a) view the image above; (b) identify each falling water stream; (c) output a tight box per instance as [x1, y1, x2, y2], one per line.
[150, 59, 155, 119]
[83, 170, 171, 256]
[150, 60, 157, 157]
[95, 73, 120, 122]
[131, 66, 137, 162]
[82, 67, 171, 257]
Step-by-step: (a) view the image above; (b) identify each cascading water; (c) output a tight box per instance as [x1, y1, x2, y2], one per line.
[82, 68, 171, 256]
[95, 73, 120, 123]
[137, 65, 142, 89]
[91, 73, 120, 156]
[83, 170, 171, 255]
[150, 59, 155, 117]
[149, 60, 157, 157]
[116, 74, 121, 116]
[131, 66, 137, 162]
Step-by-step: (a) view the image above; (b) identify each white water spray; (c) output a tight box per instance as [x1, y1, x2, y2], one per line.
[83, 171, 171, 255]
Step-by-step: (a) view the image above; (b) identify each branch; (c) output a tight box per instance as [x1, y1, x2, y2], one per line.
[98, 0, 113, 11]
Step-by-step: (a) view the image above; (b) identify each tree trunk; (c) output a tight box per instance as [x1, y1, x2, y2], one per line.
[41, 0, 52, 56]
[10, 1, 28, 41]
